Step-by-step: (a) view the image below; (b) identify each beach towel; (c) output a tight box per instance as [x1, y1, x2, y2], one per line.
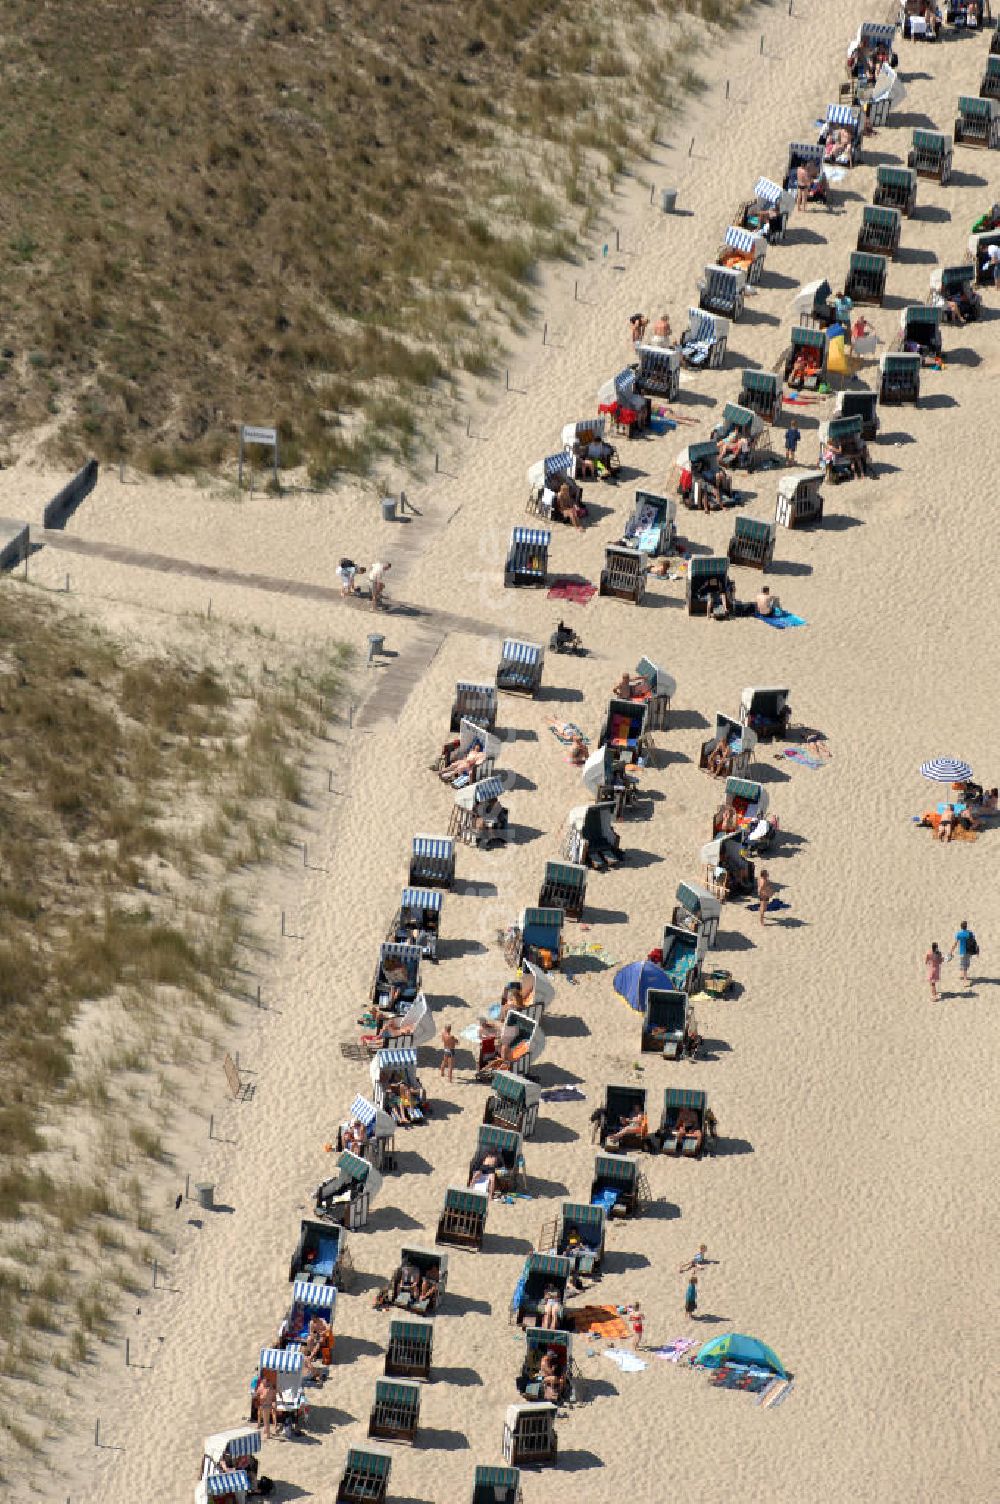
[547, 578, 597, 606]
[603, 1347, 647, 1372]
[541, 1086, 586, 1102]
[758, 607, 806, 630]
[548, 720, 588, 747]
[747, 897, 790, 913]
[572, 1305, 631, 1339]
[652, 1338, 696, 1363]
[780, 747, 824, 769]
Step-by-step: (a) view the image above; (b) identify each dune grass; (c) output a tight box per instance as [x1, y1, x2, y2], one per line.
[0, 0, 747, 484]
[0, 588, 348, 1474]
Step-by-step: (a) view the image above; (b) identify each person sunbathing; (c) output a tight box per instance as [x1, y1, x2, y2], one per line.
[416, 1264, 440, 1308]
[362, 1016, 413, 1050]
[302, 1315, 332, 1379]
[937, 804, 956, 841]
[394, 1259, 421, 1305]
[612, 669, 643, 699]
[469, 1149, 502, 1199]
[539, 1348, 567, 1402]
[673, 1106, 704, 1156]
[756, 585, 779, 617]
[342, 1118, 367, 1155]
[439, 740, 486, 784]
[718, 434, 751, 468]
[540, 1285, 564, 1330]
[555, 482, 586, 529]
[706, 736, 732, 777]
[606, 1108, 647, 1148]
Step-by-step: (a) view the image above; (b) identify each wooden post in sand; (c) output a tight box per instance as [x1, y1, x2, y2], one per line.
[760, 32, 765, 53]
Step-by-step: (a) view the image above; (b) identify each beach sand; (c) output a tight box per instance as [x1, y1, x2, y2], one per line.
[4, 2, 998, 1499]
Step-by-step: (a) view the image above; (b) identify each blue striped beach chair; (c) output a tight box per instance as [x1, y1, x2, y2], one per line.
[720, 224, 767, 285]
[336, 1444, 392, 1503]
[680, 307, 729, 368]
[344, 1094, 396, 1171]
[484, 1070, 541, 1139]
[496, 638, 544, 696]
[526, 451, 575, 516]
[502, 1403, 557, 1468]
[370, 940, 421, 1008]
[385, 1317, 434, 1381]
[642, 986, 689, 1059]
[873, 164, 917, 216]
[537, 860, 587, 921]
[450, 771, 511, 847]
[202, 1469, 252, 1498]
[391, 886, 442, 960]
[634, 343, 680, 398]
[697, 263, 746, 320]
[823, 102, 864, 160]
[258, 1346, 307, 1430]
[504, 526, 550, 589]
[624, 489, 676, 556]
[370, 1047, 425, 1122]
[408, 833, 454, 889]
[368, 1378, 421, 1445]
[907, 129, 952, 183]
[954, 94, 1000, 149]
[436, 1186, 489, 1250]
[785, 139, 825, 191]
[738, 176, 794, 243]
[200, 1426, 261, 1487]
[589, 1151, 643, 1217]
[658, 1086, 710, 1157]
[449, 680, 497, 732]
[472, 1464, 523, 1504]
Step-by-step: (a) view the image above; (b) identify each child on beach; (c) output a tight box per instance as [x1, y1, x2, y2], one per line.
[684, 1275, 699, 1318]
[628, 1302, 644, 1351]
[679, 1244, 710, 1273]
[925, 942, 943, 1001]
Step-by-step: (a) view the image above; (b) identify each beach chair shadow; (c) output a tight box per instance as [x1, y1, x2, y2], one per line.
[642, 1199, 681, 1221]
[487, 1234, 534, 1258]
[336, 1335, 384, 1362]
[821, 513, 865, 531]
[666, 708, 710, 731]
[528, 1175, 571, 1199]
[713, 929, 756, 951]
[946, 347, 982, 368]
[418, 1427, 469, 1450]
[917, 205, 951, 224]
[531, 1118, 579, 1146]
[541, 1014, 591, 1040]
[623, 848, 665, 869]
[535, 684, 585, 704]
[371, 1207, 424, 1232]
[309, 1404, 358, 1434]
[602, 1248, 651, 1274]
[557, 1449, 604, 1471]
[948, 168, 988, 189]
[448, 1292, 492, 1317]
[434, 1365, 484, 1387]
[767, 558, 813, 577]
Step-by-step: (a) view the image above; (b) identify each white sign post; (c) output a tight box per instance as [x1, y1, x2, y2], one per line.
[239, 424, 279, 490]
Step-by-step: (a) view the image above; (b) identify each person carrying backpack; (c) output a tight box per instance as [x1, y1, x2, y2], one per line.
[949, 919, 979, 983]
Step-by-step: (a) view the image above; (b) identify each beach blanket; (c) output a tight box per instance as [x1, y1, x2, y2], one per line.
[747, 897, 790, 913]
[710, 1364, 773, 1393]
[652, 1338, 696, 1363]
[780, 747, 824, 769]
[548, 721, 588, 747]
[758, 606, 806, 630]
[572, 1305, 630, 1340]
[564, 942, 619, 968]
[760, 1377, 795, 1408]
[540, 1086, 586, 1102]
[603, 1347, 647, 1372]
[547, 577, 597, 605]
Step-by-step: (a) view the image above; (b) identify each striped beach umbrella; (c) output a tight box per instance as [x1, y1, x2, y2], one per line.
[919, 757, 973, 783]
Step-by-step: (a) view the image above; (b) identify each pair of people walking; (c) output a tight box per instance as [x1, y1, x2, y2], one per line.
[925, 919, 979, 1000]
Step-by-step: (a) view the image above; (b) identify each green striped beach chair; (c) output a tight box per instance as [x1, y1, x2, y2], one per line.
[484, 1071, 541, 1139]
[907, 128, 952, 184]
[367, 1378, 421, 1445]
[727, 516, 775, 571]
[857, 205, 900, 259]
[537, 860, 587, 920]
[336, 1444, 392, 1502]
[436, 1186, 489, 1251]
[384, 1318, 434, 1382]
[472, 1465, 523, 1504]
[873, 164, 917, 216]
[954, 94, 1000, 149]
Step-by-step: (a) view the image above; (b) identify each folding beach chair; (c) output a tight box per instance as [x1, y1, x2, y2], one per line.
[686, 555, 731, 617]
[408, 834, 454, 890]
[589, 1152, 645, 1217]
[471, 1465, 523, 1504]
[502, 1404, 558, 1469]
[727, 516, 775, 571]
[368, 1378, 421, 1445]
[623, 489, 676, 556]
[680, 307, 729, 368]
[336, 1444, 392, 1503]
[718, 225, 767, 286]
[634, 343, 680, 399]
[774, 468, 825, 528]
[658, 1087, 710, 1157]
[472, 1123, 525, 1194]
[879, 352, 921, 404]
[642, 987, 689, 1059]
[510, 1252, 573, 1328]
[504, 527, 550, 589]
[834, 388, 879, 441]
[538, 860, 587, 920]
[738, 369, 782, 424]
[844, 251, 887, 306]
[436, 1186, 489, 1251]
[907, 129, 953, 184]
[873, 165, 917, 217]
[955, 95, 1000, 149]
[496, 639, 544, 697]
[857, 206, 901, 260]
[449, 680, 497, 734]
[598, 544, 646, 604]
[484, 1070, 541, 1139]
[698, 263, 746, 320]
[672, 880, 722, 950]
[385, 1318, 434, 1382]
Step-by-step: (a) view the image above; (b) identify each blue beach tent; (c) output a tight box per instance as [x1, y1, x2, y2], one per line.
[612, 960, 674, 1014]
[694, 1333, 787, 1377]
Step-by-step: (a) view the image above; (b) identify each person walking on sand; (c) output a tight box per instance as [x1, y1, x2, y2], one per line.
[684, 1273, 699, 1319]
[439, 1022, 457, 1082]
[949, 920, 977, 984]
[925, 941, 943, 1001]
[679, 1244, 710, 1273]
[369, 559, 390, 610]
[757, 868, 775, 927]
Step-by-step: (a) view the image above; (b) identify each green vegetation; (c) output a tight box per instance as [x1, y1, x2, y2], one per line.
[0, 588, 348, 1471]
[0, 0, 745, 482]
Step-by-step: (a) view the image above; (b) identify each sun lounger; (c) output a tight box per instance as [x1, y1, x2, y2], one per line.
[436, 1186, 489, 1251]
[589, 1151, 644, 1218]
[368, 1378, 420, 1446]
[698, 263, 746, 320]
[623, 489, 676, 556]
[679, 307, 729, 368]
[538, 860, 587, 921]
[738, 369, 782, 424]
[874, 164, 917, 216]
[657, 1087, 711, 1157]
[385, 1318, 434, 1382]
[471, 1465, 522, 1504]
[564, 801, 622, 871]
[834, 387, 879, 440]
[504, 527, 550, 589]
[775, 468, 824, 528]
[672, 880, 721, 950]
[955, 94, 1000, 149]
[718, 225, 767, 286]
[503, 1403, 557, 1468]
[727, 516, 775, 571]
[496, 639, 544, 697]
[879, 351, 921, 404]
[484, 1070, 541, 1139]
[845, 249, 888, 307]
[510, 1252, 573, 1329]
[907, 128, 953, 183]
[336, 1444, 392, 1503]
[686, 555, 731, 617]
[599, 543, 646, 604]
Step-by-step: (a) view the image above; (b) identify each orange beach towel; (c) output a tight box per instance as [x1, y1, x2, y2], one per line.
[571, 1304, 630, 1339]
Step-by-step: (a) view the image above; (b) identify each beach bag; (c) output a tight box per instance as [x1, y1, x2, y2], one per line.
[967, 933, 979, 956]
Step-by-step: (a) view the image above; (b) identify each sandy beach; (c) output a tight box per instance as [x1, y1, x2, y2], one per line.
[3, 2, 998, 1500]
